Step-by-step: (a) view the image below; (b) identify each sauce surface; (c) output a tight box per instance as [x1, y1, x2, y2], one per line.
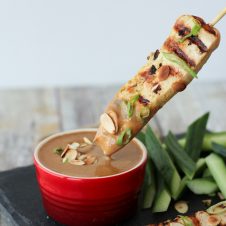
[38, 131, 143, 177]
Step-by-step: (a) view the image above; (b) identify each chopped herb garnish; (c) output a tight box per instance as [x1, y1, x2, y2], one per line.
[179, 21, 201, 43]
[53, 147, 63, 155]
[179, 215, 194, 226]
[127, 94, 140, 118]
[116, 128, 132, 146]
[162, 52, 197, 78]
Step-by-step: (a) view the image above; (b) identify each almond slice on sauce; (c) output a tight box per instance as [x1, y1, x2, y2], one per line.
[64, 149, 78, 162]
[100, 112, 117, 134]
[61, 144, 70, 157]
[83, 137, 93, 145]
[108, 110, 118, 133]
[68, 142, 80, 150]
[69, 159, 85, 166]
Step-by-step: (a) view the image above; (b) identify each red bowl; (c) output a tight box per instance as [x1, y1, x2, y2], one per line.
[34, 129, 147, 226]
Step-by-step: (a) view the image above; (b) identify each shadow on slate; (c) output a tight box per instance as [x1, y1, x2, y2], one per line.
[0, 165, 221, 226]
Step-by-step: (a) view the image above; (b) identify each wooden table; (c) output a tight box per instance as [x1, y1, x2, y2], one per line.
[0, 82, 226, 172]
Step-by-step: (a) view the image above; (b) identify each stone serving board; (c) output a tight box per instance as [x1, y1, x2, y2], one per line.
[0, 165, 221, 226]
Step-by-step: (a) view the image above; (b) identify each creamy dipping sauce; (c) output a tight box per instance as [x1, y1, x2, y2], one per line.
[37, 131, 143, 177]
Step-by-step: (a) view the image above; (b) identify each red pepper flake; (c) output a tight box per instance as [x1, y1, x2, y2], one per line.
[138, 96, 150, 106]
[153, 49, 160, 60]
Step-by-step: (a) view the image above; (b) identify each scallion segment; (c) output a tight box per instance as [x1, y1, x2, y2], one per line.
[212, 142, 226, 158]
[184, 112, 209, 161]
[187, 178, 218, 195]
[116, 128, 132, 146]
[206, 153, 226, 198]
[162, 52, 197, 78]
[142, 160, 156, 209]
[179, 216, 194, 226]
[145, 126, 181, 198]
[179, 21, 201, 43]
[165, 131, 196, 179]
[152, 173, 171, 213]
[127, 94, 140, 118]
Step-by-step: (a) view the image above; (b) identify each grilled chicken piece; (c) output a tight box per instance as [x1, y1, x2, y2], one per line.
[147, 201, 226, 226]
[95, 15, 220, 155]
[147, 211, 226, 226]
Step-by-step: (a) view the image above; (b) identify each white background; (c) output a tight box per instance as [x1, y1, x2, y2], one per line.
[0, 0, 225, 88]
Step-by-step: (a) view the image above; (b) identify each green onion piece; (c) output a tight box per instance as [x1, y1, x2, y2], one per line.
[116, 128, 132, 145]
[145, 126, 181, 198]
[206, 153, 226, 198]
[187, 178, 218, 195]
[179, 215, 194, 226]
[62, 157, 68, 163]
[142, 159, 156, 209]
[162, 52, 197, 78]
[165, 132, 196, 179]
[152, 172, 171, 213]
[127, 94, 140, 118]
[136, 131, 145, 144]
[179, 21, 201, 43]
[185, 112, 209, 161]
[178, 131, 226, 151]
[174, 176, 189, 200]
[212, 142, 226, 158]
[53, 147, 63, 155]
[202, 168, 212, 178]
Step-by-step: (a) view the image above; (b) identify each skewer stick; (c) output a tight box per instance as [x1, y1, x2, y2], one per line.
[210, 7, 226, 26]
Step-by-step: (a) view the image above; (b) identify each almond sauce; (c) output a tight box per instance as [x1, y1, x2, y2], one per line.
[37, 131, 143, 177]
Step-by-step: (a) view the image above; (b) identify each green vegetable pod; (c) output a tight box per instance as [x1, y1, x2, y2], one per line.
[145, 126, 181, 198]
[165, 132, 196, 179]
[187, 178, 218, 195]
[206, 153, 226, 198]
[152, 174, 171, 213]
[142, 160, 156, 209]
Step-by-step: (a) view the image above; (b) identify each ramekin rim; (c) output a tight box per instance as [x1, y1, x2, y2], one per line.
[34, 128, 147, 180]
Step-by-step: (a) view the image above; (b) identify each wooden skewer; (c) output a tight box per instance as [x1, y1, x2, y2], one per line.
[210, 7, 226, 26]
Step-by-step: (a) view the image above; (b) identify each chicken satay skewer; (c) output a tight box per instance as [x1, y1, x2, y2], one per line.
[94, 10, 222, 156]
[210, 7, 226, 26]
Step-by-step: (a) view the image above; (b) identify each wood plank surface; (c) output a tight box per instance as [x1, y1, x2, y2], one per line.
[0, 83, 225, 172]
[0, 89, 60, 171]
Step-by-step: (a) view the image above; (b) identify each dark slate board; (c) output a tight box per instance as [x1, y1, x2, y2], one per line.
[0, 165, 221, 226]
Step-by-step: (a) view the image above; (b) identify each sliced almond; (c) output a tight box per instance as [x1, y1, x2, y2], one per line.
[79, 143, 88, 148]
[174, 201, 189, 214]
[64, 149, 78, 162]
[69, 159, 85, 166]
[61, 144, 70, 157]
[100, 112, 116, 134]
[68, 142, 80, 150]
[158, 65, 170, 81]
[108, 111, 118, 133]
[83, 137, 93, 145]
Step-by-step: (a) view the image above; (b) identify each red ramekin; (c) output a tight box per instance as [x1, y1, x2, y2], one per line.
[34, 128, 147, 226]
